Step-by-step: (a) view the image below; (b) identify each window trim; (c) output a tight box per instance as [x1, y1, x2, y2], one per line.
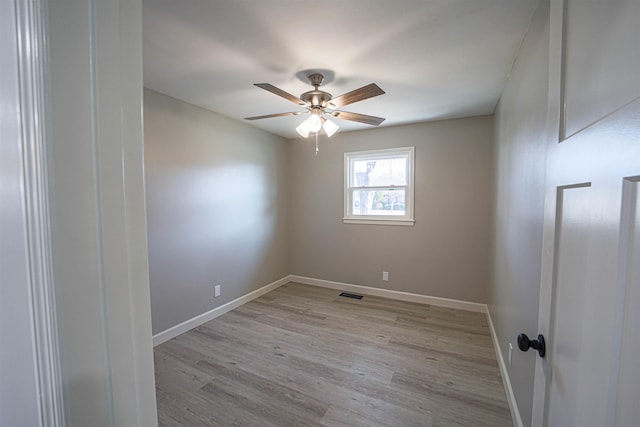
[343, 146, 415, 226]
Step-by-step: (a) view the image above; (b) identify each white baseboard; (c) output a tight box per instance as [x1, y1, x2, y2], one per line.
[153, 275, 487, 347]
[154, 273, 490, 342]
[288, 275, 487, 313]
[486, 308, 523, 427]
[152, 276, 290, 346]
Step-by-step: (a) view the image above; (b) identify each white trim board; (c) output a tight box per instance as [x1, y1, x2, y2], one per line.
[13, 0, 65, 423]
[289, 275, 487, 313]
[486, 308, 524, 427]
[152, 276, 289, 346]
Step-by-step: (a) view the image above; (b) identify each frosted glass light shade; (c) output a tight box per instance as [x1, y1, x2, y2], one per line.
[322, 118, 339, 137]
[307, 114, 322, 132]
[296, 120, 310, 138]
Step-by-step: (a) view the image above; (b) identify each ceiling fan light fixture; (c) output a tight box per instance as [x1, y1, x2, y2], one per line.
[296, 120, 310, 138]
[322, 118, 339, 137]
[245, 73, 386, 142]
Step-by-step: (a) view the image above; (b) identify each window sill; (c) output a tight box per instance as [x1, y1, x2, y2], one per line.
[343, 218, 415, 226]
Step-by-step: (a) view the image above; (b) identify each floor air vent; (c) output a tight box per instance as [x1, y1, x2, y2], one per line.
[339, 292, 363, 300]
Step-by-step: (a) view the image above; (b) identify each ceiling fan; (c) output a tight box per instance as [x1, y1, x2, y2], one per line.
[244, 73, 385, 138]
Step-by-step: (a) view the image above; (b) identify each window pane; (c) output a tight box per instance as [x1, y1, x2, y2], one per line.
[352, 157, 407, 187]
[351, 189, 406, 216]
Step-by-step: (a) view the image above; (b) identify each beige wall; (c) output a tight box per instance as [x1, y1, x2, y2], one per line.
[289, 117, 494, 303]
[490, 2, 549, 426]
[144, 89, 290, 335]
[145, 90, 495, 332]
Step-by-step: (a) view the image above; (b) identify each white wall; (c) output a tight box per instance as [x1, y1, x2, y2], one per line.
[144, 89, 290, 335]
[289, 117, 494, 302]
[490, 2, 549, 426]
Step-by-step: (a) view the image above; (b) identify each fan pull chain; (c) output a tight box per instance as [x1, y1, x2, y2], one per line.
[315, 132, 319, 156]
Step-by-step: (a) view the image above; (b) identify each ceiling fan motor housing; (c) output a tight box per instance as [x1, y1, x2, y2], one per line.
[300, 90, 332, 108]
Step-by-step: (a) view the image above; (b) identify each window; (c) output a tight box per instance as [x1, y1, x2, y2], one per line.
[344, 147, 415, 225]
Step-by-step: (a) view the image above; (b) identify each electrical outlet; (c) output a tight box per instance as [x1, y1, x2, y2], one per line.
[508, 342, 513, 366]
[214, 285, 221, 298]
[382, 271, 389, 281]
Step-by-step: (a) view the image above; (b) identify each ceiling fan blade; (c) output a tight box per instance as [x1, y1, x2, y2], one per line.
[330, 111, 385, 126]
[254, 83, 307, 106]
[329, 83, 385, 107]
[244, 111, 304, 120]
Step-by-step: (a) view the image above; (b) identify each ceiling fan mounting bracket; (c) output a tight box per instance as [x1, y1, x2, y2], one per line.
[307, 73, 325, 87]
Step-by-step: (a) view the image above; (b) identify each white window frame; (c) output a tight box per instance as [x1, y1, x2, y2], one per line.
[343, 146, 415, 226]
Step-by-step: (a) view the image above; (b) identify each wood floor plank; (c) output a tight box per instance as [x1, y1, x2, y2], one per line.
[155, 282, 512, 426]
[154, 350, 214, 393]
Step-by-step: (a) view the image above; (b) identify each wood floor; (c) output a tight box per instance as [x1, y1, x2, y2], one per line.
[154, 282, 512, 426]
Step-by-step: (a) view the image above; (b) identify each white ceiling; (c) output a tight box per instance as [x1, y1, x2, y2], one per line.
[143, 0, 539, 140]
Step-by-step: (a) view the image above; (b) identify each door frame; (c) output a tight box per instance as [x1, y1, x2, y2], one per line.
[10, 0, 65, 424]
[6, 0, 158, 425]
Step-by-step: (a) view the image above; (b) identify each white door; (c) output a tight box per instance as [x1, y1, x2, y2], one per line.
[530, 0, 640, 426]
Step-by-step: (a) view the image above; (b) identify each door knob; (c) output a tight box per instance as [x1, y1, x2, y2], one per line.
[517, 333, 546, 357]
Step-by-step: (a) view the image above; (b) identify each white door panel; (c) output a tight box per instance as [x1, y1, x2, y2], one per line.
[544, 183, 623, 427]
[613, 178, 640, 426]
[531, 2, 640, 425]
[546, 185, 591, 427]
[563, 0, 640, 138]
[534, 101, 640, 426]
